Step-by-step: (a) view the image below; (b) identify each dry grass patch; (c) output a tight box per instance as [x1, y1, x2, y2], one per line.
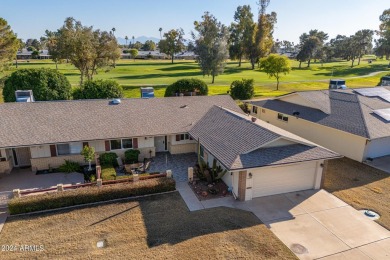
[324, 158, 390, 230]
[0, 192, 296, 260]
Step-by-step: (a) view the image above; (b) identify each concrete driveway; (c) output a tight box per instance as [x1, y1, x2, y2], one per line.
[248, 189, 390, 260]
[0, 168, 84, 192]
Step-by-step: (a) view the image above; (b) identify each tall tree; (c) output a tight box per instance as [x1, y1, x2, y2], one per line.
[159, 27, 163, 39]
[229, 5, 254, 67]
[52, 17, 121, 84]
[125, 36, 128, 47]
[44, 30, 62, 69]
[354, 29, 374, 65]
[375, 9, 390, 61]
[142, 40, 156, 51]
[254, 0, 277, 68]
[193, 12, 229, 83]
[158, 28, 185, 63]
[298, 29, 328, 67]
[0, 18, 19, 71]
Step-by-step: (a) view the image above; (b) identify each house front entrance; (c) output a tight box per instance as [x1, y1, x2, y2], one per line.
[155, 136, 167, 152]
[12, 147, 31, 167]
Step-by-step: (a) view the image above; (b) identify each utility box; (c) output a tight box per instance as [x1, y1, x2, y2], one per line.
[329, 79, 347, 90]
[380, 76, 390, 86]
[140, 87, 154, 98]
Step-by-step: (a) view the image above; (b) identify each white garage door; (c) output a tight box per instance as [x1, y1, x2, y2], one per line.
[252, 162, 318, 198]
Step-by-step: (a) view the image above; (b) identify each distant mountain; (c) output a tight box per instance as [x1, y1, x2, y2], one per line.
[117, 36, 160, 45]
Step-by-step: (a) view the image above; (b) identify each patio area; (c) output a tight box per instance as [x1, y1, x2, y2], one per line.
[0, 168, 84, 192]
[148, 152, 197, 182]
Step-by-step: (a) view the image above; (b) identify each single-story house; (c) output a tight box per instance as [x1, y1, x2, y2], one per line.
[16, 49, 51, 60]
[0, 95, 338, 200]
[247, 87, 390, 162]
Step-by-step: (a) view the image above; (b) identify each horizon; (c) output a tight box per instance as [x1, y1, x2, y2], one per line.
[1, 0, 389, 44]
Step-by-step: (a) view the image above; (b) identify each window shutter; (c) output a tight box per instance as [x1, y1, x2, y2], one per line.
[105, 140, 110, 151]
[50, 145, 57, 157]
[133, 138, 138, 149]
[176, 135, 180, 141]
[83, 142, 89, 147]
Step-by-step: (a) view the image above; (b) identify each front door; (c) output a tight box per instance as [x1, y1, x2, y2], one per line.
[12, 147, 32, 167]
[155, 136, 167, 152]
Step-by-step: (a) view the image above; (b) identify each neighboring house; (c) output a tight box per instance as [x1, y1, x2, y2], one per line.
[248, 87, 390, 162]
[174, 51, 197, 60]
[16, 49, 51, 60]
[121, 50, 167, 59]
[0, 95, 338, 201]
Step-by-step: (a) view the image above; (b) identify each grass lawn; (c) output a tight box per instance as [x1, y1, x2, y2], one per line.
[0, 58, 389, 102]
[0, 192, 296, 259]
[324, 158, 390, 230]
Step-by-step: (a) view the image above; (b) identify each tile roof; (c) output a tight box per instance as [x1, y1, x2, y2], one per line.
[251, 88, 390, 139]
[0, 96, 241, 148]
[232, 145, 338, 170]
[189, 106, 339, 170]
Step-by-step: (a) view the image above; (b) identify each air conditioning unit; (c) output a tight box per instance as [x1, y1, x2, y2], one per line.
[15, 90, 35, 102]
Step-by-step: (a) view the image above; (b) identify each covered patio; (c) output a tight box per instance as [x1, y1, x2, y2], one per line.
[0, 168, 84, 192]
[148, 152, 197, 182]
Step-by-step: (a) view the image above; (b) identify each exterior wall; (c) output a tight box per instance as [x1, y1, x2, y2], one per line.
[168, 135, 197, 154]
[252, 106, 367, 162]
[0, 160, 13, 175]
[364, 137, 390, 159]
[31, 154, 86, 171]
[30, 145, 51, 158]
[89, 141, 105, 152]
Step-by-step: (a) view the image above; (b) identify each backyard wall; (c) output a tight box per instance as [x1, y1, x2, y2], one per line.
[0, 149, 13, 175]
[31, 154, 86, 171]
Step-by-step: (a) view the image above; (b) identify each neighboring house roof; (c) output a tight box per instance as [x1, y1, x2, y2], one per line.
[250, 88, 390, 140]
[189, 106, 339, 170]
[0, 96, 241, 148]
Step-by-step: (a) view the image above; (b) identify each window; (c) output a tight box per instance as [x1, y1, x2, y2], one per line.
[200, 145, 204, 158]
[57, 142, 82, 155]
[110, 139, 122, 150]
[122, 139, 133, 149]
[180, 134, 189, 141]
[277, 113, 289, 122]
[252, 106, 258, 114]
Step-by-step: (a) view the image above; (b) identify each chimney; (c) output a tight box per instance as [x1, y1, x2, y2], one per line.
[15, 90, 35, 102]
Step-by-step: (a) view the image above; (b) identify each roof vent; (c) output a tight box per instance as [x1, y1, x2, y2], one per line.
[180, 105, 188, 108]
[111, 99, 121, 105]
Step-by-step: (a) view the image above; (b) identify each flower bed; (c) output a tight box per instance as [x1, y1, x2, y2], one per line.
[188, 180, 231, 201]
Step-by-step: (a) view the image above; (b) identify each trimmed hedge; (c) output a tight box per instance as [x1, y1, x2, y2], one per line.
[164, 78, 208, 97]
[8, 178, 176, 215]
[72, 79, 124, 100]
[99, 152, 118, 167]
[101, 165, 117, 180]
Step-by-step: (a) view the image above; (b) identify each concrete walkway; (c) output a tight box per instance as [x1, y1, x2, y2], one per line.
[177, 185, 390, 259]
[0, 191, 11, 234]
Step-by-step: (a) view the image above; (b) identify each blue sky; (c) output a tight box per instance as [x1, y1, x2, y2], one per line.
[0, 0, 388, 43]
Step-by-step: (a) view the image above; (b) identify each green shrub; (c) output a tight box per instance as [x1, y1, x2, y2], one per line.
[164, 78, 208, 97]
[230, 78, 254, 100]
[73, 79, 124, 100]
[101, 165, 117, 180]
[99, 152, 118, 167]
[58, 160, 81, 173]
[124, 149, 140, 164]
[3, 68, 72, 102]
[8, 178, 176, 214]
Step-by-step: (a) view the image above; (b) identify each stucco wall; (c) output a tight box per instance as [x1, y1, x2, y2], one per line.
[30, 145, 51, 158]
[31, 154, 86, 171]
[0, 160, 12, 175]
[169, 143, 197, 155]
[252, 106, 367, 162]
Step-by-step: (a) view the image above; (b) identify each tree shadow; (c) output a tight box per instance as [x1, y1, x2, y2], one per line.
[115, 61, 192, 67]
[313, 64, 389, 77]
[159, 65, 197, 71]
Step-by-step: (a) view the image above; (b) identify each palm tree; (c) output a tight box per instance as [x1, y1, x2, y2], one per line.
[125, 36, 129, 47]
[112, 27, 116, 35]
[132, 35, 135, 45]
[159, 28, 163, 39]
